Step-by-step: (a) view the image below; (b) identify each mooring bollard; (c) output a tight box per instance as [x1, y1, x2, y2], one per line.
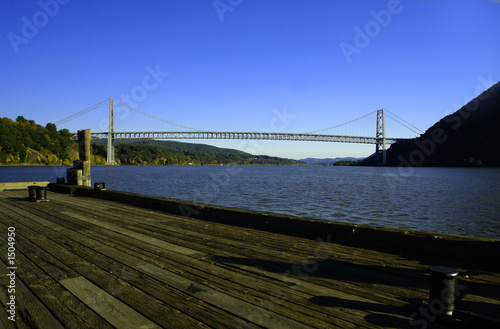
[94, 182, 106, 190]
[28, 185, 38, 201]
[35, 187, 49, 202]
[428, 265, 459, 317]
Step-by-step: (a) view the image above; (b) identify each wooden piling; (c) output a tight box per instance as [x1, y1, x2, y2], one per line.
[78, 129, 91, 162]
[67, 129, 91, 187]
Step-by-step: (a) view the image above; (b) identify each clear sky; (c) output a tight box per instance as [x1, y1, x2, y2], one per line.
[2, 0, 499, 160]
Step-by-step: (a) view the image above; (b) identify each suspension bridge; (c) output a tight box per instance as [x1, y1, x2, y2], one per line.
[57, 98, 421, 166]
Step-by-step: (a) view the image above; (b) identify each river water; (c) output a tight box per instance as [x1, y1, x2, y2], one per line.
[1, 165, 499, 239]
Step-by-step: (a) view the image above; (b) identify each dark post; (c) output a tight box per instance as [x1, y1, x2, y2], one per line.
[78, 129, 91, 162]
[28, 185, 38, 201]
[94, 182, 107, 191]
[35, 187, 48, 201]
[78, 129, 91, 187]
[68, 129, 91, 186]
[428, 266, 459, 317]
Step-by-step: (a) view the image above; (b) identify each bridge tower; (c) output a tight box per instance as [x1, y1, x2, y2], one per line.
[106, 98, 116, 165]
[374, 108, 386, 165]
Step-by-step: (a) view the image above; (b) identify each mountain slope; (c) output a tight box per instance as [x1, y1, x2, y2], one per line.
[379, 81, 500, 167]
[0, 116, 76, 165]
[91, 139, 305, 165]
[92, 139, 250, 156]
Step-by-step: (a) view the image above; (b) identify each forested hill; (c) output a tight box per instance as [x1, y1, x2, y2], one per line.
[0, 116, 76, 165]
[0, 117, 304, 165]
[91, 140, 304, 165]
[361, 81, 500, 167]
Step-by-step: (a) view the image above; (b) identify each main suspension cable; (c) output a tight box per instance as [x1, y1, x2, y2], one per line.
[307, 110, 377, 134]
[55, 99, 108, 126]
[385, 109, 423, 134]
[385, 112, 422, 135]
[113, 99, 203, 132]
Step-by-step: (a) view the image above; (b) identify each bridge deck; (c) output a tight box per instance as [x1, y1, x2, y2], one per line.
[82, 131, 402, 144]
[1, 190, 499, 328]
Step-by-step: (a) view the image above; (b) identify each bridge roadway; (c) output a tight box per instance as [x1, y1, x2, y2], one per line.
[80, 131, 404, 144]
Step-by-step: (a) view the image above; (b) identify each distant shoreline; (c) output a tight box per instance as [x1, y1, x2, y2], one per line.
[0, 163, 307, 167]
[2, 162, 500, 168]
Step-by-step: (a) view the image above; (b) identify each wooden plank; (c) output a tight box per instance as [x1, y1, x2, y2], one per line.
[99, 210, 411, 304]
[57, 199, 432, 327]
[0, 258, 64, 329]
[110, 212, 414, 306]
[0, 181, 49, 191]
[0, 207, 115, 328]
[2, 190, 500, 328]
[61, 211, 205, 257]
[0, 241, 113, 328]
[137, 263, 313, 329]
[17, 201, 321, 327]
[37, 211, 361, 328]
[29, 195, 426, 324]
[0, 199, 250, 329]
[60, 276, 161, 329]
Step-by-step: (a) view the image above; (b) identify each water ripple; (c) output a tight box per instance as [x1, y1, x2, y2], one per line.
[2, 165, 499, 239]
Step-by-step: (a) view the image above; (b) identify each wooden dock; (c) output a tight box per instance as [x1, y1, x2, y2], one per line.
[1, 189, 499, 328]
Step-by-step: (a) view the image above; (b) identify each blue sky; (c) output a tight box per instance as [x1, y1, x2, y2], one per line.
[1, 0, 499, 159]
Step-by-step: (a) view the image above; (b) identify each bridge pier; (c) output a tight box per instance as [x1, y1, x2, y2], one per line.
[374, 108, 387, 166]
[106, 98, 116, 165]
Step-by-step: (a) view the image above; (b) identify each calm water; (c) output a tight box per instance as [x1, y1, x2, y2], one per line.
[1, 165, 499, 239]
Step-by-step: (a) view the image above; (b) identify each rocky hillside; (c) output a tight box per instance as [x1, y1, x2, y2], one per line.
[361, 81, 500, 167]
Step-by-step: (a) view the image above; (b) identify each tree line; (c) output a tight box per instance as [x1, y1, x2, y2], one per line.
[0, 116, 304, 166]
[91, 143, 303, 165]
[0, 116, 76, 165]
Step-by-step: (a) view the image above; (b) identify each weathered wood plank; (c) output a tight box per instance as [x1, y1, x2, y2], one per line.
[0, 181, 49, 191]
[45, 201, 408, 327]
[61, 211, 204, 257]
[0, 201, 208, 328]
[42, 220, 364, 328]
[0, 237, 113, 328]
[5, 195, 352, 326]
[0, 199, 258, 328]
[65, 194, 498, 323]
[60, 276, 161, 329]
[0, 257, 64, 329]
[137, 263, 313, 329]
[0, 193, 447, 327]
[47, 192, 495, 278]
[1, 190, 499, 328]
